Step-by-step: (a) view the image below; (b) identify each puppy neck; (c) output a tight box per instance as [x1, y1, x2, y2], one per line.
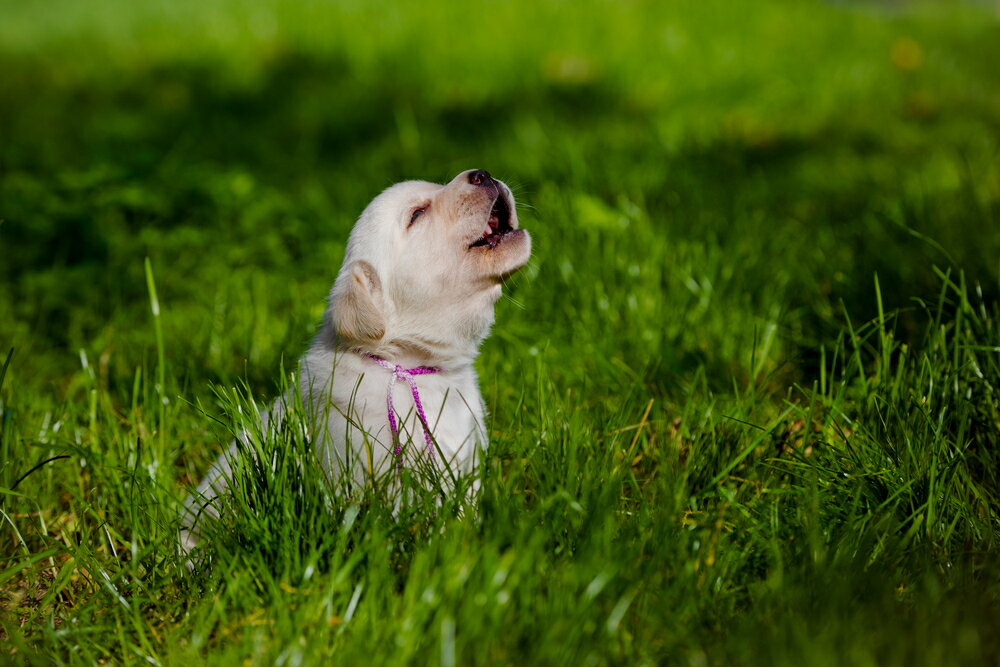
[316, 319, 483, 373]
[360, 334, 481, 372]
[318, 276, 500, 371]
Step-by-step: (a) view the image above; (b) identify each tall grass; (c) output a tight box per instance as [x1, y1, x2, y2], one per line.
[3, 270, 996, 664]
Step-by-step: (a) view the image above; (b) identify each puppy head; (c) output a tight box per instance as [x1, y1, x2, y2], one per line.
[327, 170, 531, 360]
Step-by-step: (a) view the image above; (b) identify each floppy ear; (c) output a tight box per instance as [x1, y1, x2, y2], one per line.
[330, 260, 386, 343]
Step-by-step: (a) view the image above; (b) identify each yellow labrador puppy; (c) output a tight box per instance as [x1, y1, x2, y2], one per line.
[182, 169, 530, 553]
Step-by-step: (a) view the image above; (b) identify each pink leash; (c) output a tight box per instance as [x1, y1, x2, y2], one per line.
[363, 353, 440, 466]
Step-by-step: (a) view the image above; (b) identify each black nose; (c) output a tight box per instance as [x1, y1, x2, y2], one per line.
[468, 169, 492, 186]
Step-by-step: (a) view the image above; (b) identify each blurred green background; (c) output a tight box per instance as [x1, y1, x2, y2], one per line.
[3, 0, 998, 394]
[1, 0, 999, 664]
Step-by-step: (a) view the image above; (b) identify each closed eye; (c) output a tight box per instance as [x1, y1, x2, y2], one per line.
[409, 206, 428, 227]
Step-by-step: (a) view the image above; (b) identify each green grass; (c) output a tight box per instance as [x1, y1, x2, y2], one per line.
[2, 0, 1000, 663]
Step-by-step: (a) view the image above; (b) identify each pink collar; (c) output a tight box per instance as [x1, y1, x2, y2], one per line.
[362, 353, 440, 467]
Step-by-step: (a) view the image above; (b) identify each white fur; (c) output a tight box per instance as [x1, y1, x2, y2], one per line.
[181, 170, 531, 554]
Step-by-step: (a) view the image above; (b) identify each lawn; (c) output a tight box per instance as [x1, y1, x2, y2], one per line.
[1, 0, 999, 664]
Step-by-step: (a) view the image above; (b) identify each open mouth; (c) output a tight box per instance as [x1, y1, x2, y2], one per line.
[469, 193, 514, 249]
